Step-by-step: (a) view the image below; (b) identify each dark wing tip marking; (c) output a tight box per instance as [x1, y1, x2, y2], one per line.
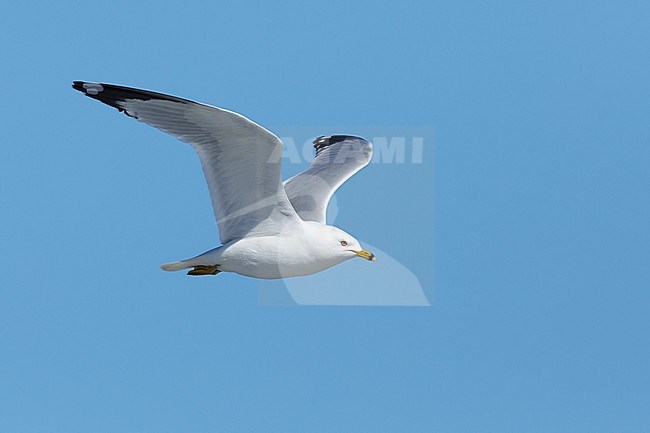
[313, 135, 366, 156]
[72, 80, 192, 119]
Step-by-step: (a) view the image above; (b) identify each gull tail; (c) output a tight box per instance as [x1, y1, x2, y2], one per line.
[161, 259, 221, 276]
[160, 260, 191, 272]
[160, 247, 223, 275]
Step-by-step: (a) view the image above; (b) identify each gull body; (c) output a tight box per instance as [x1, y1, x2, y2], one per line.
[73, 81, 376, 279]
[168, 223, 368, 279]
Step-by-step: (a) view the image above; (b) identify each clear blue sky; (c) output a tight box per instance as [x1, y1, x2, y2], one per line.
[1, 0, 649, 432]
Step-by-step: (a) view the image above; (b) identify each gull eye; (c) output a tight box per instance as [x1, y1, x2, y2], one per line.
[340, 240, 348, 247]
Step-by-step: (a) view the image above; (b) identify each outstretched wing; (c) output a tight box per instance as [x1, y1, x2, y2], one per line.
[283, 135, 373, 223]
[73, 81, 301, 244]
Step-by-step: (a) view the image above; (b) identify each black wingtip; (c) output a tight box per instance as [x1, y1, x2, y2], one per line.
[313, 135, 366, 156]
[72, 80, 141, 117]
[72, 81, 107, 97]
[72, 81, 99, 93]
[71, 81, 194, 119]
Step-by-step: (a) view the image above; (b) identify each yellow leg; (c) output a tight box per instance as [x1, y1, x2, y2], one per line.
[187, 265, 221, 276]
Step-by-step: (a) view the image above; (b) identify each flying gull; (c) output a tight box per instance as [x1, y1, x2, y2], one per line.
[73, 81, 375, 279]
